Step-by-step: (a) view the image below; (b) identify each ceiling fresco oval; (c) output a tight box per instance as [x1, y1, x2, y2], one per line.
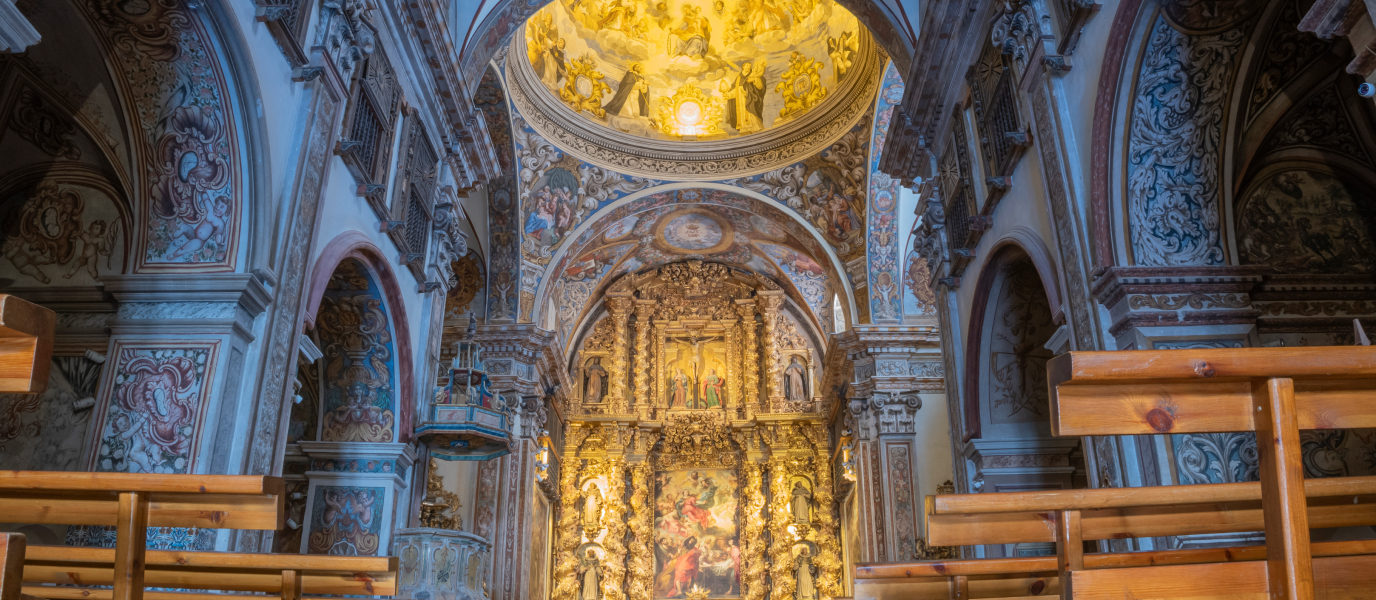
[525, 0, 863, 141]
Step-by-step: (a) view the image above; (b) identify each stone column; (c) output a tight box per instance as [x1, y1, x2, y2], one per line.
[633, 300, 655, 418]
[606, 294, 633, 414]
[757, 291, 785, 410]
[734, 300, 758, 415]
[85, 274, 269, 550]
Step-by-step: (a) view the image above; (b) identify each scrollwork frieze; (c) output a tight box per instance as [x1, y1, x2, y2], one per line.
[1127, 292, 1250, 311]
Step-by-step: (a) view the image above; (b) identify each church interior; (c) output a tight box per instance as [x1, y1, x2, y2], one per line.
[2, 0, 1376, 599]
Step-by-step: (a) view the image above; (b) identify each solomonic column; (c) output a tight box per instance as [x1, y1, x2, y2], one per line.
[605, 294, 633, 414]
[734, 300, 759, 416]
[757, 291, 785, 411]
[633, 300, 655, 419]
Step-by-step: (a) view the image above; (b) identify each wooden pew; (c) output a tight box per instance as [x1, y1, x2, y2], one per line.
[855, 346, 1376, 600]
[0, 471, 283, 600]
[1046, 346, 1376, 598]
[0, 294, 54, 394]
[2, 472, 398, 600]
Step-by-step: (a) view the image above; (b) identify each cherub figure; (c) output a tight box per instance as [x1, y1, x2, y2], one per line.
[63, 219, 119, 280]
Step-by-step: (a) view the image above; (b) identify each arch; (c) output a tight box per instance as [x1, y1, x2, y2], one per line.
[961, 242, 1058, 442]
[303, 231, 416, 441]
[532, 182, 860, 335]
[1088, 0, 1148, 269]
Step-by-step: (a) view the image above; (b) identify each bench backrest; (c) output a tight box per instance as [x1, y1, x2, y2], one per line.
[0, 471, 285, 531]
[0, 294, 54, 394]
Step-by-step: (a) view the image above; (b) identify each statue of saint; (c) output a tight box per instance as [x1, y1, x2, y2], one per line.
[795, 546, 817, 600]
[701, 369, 724, 408]
[784, 356, 808, 401]
[670, 368, 691, 408]
[584, 358, 607, 403]
[583, 488, 603, 531]
[790, 481, 812, 524]
[579, 548, 602, 600]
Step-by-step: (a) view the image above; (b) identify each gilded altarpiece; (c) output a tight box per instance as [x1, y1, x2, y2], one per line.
[554, 262, 840, 600]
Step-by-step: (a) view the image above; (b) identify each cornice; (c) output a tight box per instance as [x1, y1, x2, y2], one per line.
[506, 27, 884, 181]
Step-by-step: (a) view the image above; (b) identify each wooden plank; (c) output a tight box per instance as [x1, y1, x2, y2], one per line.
[0, 472, 284, 496]
[1255, 378, 1313, 600]
[927, 493, 1376, 546]
[951, 574, 968, 600]
[1068, 560, 1267, 600]
[1, 533, 24, 600]
[1050, 379, 1376, 436]
[1057, 510, 1082, 599]
[23, 589, 388, 600]
[853, 576, 1056, 600]
[282, 570, 301, 600]
[21, 565, 396, 596]
[1068, 554, 1376, 600]
[857, 557, 1057, 579]
[112, 492, 148, 600]
[22, 546, 396, 572]
[0, 295, 54, 394]
[1048, 347, 1376, 386]
[930, 476, 1376, 515]
[0, 492, 283, 530]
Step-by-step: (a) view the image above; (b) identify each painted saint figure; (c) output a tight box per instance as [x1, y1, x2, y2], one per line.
[579, 549, 601, 600]
[669, 4, 711, 58]
[584, 357, 607, 403]
[670, 368, 691, 408]
[701, 369, 723, 408]
[603, 63, 649, 117]
[791, 481, 812, 524]
[784, 356, 808, 402]
[653, 537, 701, 597]
[721, 61, 765, 134]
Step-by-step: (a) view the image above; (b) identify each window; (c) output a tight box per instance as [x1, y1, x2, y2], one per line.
[254, 0, 312, 66]
[339, 44, 403, 218]
[388, 109, 441, 282]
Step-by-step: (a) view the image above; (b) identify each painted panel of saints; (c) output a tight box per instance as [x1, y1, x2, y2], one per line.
[654, 470, 740, 598]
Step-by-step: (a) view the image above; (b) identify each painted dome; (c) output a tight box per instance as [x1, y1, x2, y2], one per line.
[523, 0, 863, 141]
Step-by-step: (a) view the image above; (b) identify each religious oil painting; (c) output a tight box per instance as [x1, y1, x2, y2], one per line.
[664, 337, 728, 409]
[524, 0, 862, 140]
[654, 469, 740, 598]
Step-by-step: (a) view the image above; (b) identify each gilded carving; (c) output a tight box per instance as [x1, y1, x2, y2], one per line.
[627, 463, 655, 600]
[740, 462, 769, 600]
[552, 453, 583, 600]
[598, 460, 628, 600]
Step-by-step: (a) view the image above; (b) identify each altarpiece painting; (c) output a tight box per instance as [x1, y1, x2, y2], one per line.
[654, 469, 741, 598]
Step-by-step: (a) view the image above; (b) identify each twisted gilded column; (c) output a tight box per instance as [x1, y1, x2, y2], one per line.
[552, 452, 583, 600]
[633, 301, 654, 416]
[725, 318, 739, 411]
[811, 432, 843, 598]
[741, 461, 769, 600]
[600, 460, 628, 600]
[606, 295, 633, 413]
[757, 292, 785, 409]
[767, 457, 796, 600]
[626, 463, 654, 600]
[734, 300, 758, 410]
[654, 323, 667, 411]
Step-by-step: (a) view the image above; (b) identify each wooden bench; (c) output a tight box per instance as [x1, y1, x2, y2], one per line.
[2, 472, 397, 600]
[855, 345, 1376, 600]
[0, 294, 54, 394]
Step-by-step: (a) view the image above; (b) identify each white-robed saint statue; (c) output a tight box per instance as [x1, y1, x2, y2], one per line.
[784, 355, 807, 401]
[583, 488, 603, 531]
[579, 549, 602, 600]
[791, 481, 812, 524]
[795, 546, 818, 600]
